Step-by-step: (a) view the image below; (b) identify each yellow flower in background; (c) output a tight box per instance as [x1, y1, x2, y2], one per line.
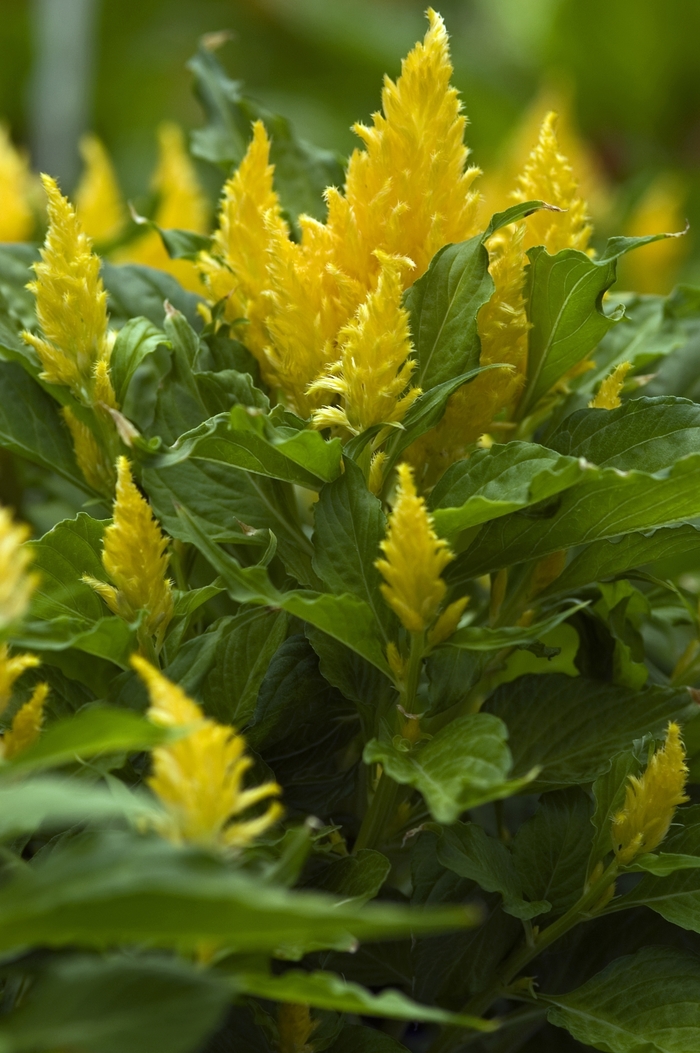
[612, 722, 689, 865]
[589, 361, 632, 410]
[84, 457, 173, 644]
[277, 1004, 317, 1053]
[620, 174, 688, 295]
[309, 253, 420, 434]
[2, 682, 48, 760]
[376, 463, 453, 633]
[0, 645, 39, 714]
[62, 408, 116, 495]
[427, 596, 469, 647]
[198, 120, 288, 361]
[0, 507, 38, 633]
[513, 111, 593, 255]
[23, 175, 113, 403]
[0, 124, 34, 242]
[75, 134, 126, 245]
[132, 655, 283, 851]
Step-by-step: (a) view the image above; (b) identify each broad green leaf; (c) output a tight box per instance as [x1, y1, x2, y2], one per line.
[547, 946, 700, 1053]
[618, 806, 700, 930]
[0, 953, 230, 1053]
[444, 602, 584, 652]
[629, 853, 700, 876]
[436, 821, 549, 920]
[203, 608, 289, 726]
[483, 674, 696, 790]
[364, 714, 537, 824]
[102, 262, 203, 330]
[0, 829, 477, 954]
[588, 750, 639, 873]
[430, 440, 586, 544]
[234, 970, 494, 1032]
[512, 788, 593, 918]
[109, 316, 166, 405]
[0, 243, 38, 325]
[313, 850, 390, 904]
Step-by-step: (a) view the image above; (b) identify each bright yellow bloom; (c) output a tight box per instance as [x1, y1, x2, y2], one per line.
[0, 507, 38, 633]
[75, 134, 126, 244]
[612, 722, 689, 865]
[2, 682, 48, 760]
[309, 253, 420, 434]
[621, 174, 688, 295]
[23, 175, 112, 402]
[84, 457, 173, 643]
[62, 408, 116, 495]
[326, 8, 481, 288]
[120, 123, 208, 293]
[0, 124, 34, 242]
[132, 655, 282, 851]
[513, 111, 593, 255]
[368, 451, 387, 496]
[0, 645, 39, 715]
[376, 463, 453, 633]
[427, 596, 469, 648]
[198, 121, 288, 365]
[278, 1004, 317, 1053]
[589, 361, 632, 410]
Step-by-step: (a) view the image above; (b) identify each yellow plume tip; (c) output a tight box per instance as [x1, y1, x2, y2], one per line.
[3, 682, 49, 760]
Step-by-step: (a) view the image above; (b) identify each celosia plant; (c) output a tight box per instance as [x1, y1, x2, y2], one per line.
[2, 10, 700, 1053]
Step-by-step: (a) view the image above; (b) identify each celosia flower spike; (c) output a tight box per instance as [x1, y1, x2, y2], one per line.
[612, 722, 689, 865]
[0, 507, 38, 633]
[2, 683, 48, 760]
[376, 463, 453, 633]
[622, 174, 688, 295]
[0, 124, 34, 242]
[22, 175, 113, 403]
[75, 134, 126, 244]
[513, 111, 593, 255]
[277, 1004, 317, 1053]
[589, 361, 632, 410]
[132, 655, 282, 851]
[83, 457, 173, 644]
[0, 645, 39, 715]
[309, 253, 421, 434]
[62, 408, 116, 496]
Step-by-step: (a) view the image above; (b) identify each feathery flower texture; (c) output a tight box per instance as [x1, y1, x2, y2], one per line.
[0, 124, 34, 242]
[75, 133, 126, 244]
[2, 683, 48, 760]
[0, 507, 38, 633]
[133, 655, 282, 850]
[589, 361, 632, 410]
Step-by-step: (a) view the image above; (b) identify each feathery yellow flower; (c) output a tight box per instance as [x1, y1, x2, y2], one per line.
[368, 451, 388, 495]
[75, 134, 125, 244]
[309, 253, 420, 434]
[0, 645, 39, 714]
[62, 407, 116, 495]
[0, 507, 37, 632]
[376, 463, 453, 633]
[326, 8, 481, 288]
[84, 457, 173, 643]
[513, 111, 592, 255]
[0, 124, 34, 242]
[120, 123, 208, 293]
[23, 175, 112, 402]
[589, 361, 632, 410]
[278, 1004, 317, 1053]
[2, 682, 48, 760]
[427, 596, 469, 648]
[198, 121, 288, 364]
[132, 655, 282, 850]
[621, 174, 688, 295]
[612, 722, 689, 865]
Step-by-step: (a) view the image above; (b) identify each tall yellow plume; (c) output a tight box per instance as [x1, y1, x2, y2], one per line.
[132, 655, 282, 851]
[589, 361, 632, 410]
[2, 682, 48, 760]
[198, 121, 288, 364]
[620, 174, 688, 295]
[309, 253, 420, 434]
[612, 722, 689, 865]
[513, 111, 592, 255]
[278, 1004, 317, 1053]
[0, 645, 39, 715]
[75, 134, 126, 244]
[376, 463, 453, 633]
[62, 407, 116, 495]
[327, 8, 481, 288]
[0, 124, 34, 242]
[0, 507, 38, 633]
[83, 457, 173, 645]
[23, 175, 112, 403]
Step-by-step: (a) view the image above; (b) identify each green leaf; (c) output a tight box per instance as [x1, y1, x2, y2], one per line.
[444, 602, 585, 652]
[618, 806, 700, 930]
[546, 945, 700, 1053]
[364, 714, 537, 824]
[436, 821, 549, 920]
[629, 853, 700, 876]
[234, 970, 494, 1032]
[512, 788, 593, 917]
[109, 316, 166, 406]
[588, 750, 639, 872]
[0, 830, 477, 955]
[0, 953, 230, 1053]
[203, 608, 289, 726]
[313, 850, 391, 904]
[102, 262, 203, 330]
[483, 675, 696, 791]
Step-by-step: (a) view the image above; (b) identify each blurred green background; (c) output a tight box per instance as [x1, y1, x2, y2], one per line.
[3, 0, 700, 277]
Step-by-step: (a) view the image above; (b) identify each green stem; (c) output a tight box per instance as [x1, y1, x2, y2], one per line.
[403, 630, 425, 712]
[353, 768, 401, 853]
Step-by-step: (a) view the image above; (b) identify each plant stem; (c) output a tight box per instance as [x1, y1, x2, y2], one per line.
[353, 767, 401, 853]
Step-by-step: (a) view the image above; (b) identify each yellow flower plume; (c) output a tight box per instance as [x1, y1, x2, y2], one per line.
[309, 253, 420, 434]
[0, 123, 34, 242]
[75, 133, 126, 244]
[2, 683, 48, 760]
[612, 722, 689, 865]
[0, 507, 38, 633]
[621, 174, 688, 295]
[23, 175, 112, 403]
[513, 111, 592, 255]
[376, 463, 453, 633]
[0, 645, 39, 715]
[62, 407, 116, 495]
[589, 361, 632, 410]
[278, 1004, 317, 1053]
[83, 457, 173, 644]
[132, 655, 282, 851]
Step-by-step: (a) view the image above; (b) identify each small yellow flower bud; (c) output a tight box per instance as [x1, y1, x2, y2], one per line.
[428, 596, 469, 647]
[589, 361, 632, 411]
[2, 682, 48, 759]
